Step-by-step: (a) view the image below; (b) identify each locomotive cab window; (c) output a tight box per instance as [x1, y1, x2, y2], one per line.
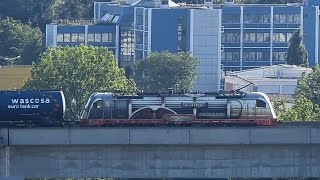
[88, 100, 104, 119]
[256, 99, 266, 108]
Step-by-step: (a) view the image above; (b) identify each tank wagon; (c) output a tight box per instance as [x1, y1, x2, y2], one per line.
[0, 90, 65, 126]
[80, 91, 277, 127]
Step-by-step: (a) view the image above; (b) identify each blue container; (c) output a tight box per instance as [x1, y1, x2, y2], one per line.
[0, 90, 66, 125]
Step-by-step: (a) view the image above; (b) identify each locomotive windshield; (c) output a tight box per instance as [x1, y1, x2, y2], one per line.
[88, 100, 104, 119]
[256, 99, 266, 108]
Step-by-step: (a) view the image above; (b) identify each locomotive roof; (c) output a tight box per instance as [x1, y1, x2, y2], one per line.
[91, 91, 272, 99]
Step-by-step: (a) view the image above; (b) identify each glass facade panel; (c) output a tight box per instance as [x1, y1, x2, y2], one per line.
[57, 34, 63, 42]
[63, 33, 70, 42]
[88, 33, 94, 42]
[95, 34, 101, 42]
[71, 33, 78, 42]
[79, 34, 85, 42]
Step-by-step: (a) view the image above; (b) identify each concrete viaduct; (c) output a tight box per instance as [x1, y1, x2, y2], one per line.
[0, 126, 320, 179]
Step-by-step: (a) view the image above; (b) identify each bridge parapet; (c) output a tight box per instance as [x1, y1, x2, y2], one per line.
[0, 126, 318, 145]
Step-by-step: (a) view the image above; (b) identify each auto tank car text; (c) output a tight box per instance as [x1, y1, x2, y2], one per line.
[8, 98, 51, 109]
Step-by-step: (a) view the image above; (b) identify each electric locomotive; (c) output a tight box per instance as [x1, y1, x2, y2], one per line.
[80, 90, 277, 127]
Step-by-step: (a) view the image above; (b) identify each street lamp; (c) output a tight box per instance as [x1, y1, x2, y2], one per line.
[2, 56, 20, 66]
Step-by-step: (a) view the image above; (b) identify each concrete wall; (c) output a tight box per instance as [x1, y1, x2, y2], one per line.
[2, 144, 320, 178]
[2, 127, 320, 145]
[1, 127, 320, 178]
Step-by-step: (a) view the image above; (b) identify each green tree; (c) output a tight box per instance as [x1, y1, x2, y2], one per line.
[277, 96, 320, 121]
[274, 65, 320, 121]
[286, 28, 308, 66]
[294, 65, 320, 105]
[272, 98, 287, 120]
[23, 45, 136, 121]
[49, 0, 94, 20]
[133, 51, 198, 93]
[0, 17, 43, 65]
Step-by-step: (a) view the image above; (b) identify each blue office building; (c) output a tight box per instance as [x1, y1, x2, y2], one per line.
[133, 4, 222, 92]
[204, 0, 320, 70]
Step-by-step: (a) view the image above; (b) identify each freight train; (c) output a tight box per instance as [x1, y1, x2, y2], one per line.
[0, 89, 278, 127]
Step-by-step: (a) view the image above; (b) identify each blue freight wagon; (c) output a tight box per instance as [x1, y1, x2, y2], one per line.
[0, 90, 66, 126]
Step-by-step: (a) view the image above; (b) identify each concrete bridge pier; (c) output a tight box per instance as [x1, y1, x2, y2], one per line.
[0, 146, 23, 180]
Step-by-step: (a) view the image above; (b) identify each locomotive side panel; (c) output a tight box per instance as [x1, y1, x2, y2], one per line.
[197, 97, 228, 119]
[164, 96, 194, 115]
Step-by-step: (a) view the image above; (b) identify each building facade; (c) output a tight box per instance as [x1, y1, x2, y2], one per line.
[45, 0, 320, 92]
[46, 1, 222, 92]
[133, 5, 222, 92]
[206, 2, 320, 71]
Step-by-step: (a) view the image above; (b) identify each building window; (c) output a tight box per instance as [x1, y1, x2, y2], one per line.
[244, 14, 270, 24]
[144, 32, 148, 47]
[273, 33, 288, 42]
[243, 33, 256, 42]
[95, 34, 101, 42]
[178, 17, 186, 51]
[256, 33, 270, 42]
[102, 33, 109, 42]
[294, 14, 300, 23]
[88, 33, 94, 42]
[287, 14, 294, 23]
[273, 51, 287, 61]
[256, 51, 270, 61]
[263, 15, 270, 23]
[223, 51, 240, 61]
[79, 34, 85, 42]
[71, 33, 78, 42]
[257, 33, 264, 42]
[274, 14, 300, 24]
[223, 14, 240, 23]
[136, 14, 143, 25]
[86, 33, 112, 43]
[279, 14, 286, 23]
[57, 33, 63, 42]
[224, 32, 240, 42]
[273, 14, 280, 23]
[63, 33, 70, 42]
[161, 0, 168, 5]
[120, 26, 134, 67]
[243, 51, 269, 61]
[109, 34, 112, 42]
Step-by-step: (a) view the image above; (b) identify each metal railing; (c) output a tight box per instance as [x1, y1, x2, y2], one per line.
[52, 18, 95, 25]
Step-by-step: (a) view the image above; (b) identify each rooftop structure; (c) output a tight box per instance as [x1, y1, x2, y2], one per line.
[224, 64, 312, 95]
